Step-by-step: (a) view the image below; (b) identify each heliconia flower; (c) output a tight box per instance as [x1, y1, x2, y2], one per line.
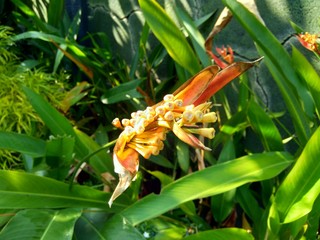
[108, 59, 262, 207]
[207, 45, 234, 69]
[297, 32, 320, 55]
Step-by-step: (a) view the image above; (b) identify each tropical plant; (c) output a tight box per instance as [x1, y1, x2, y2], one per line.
[0, 1, 319, 240]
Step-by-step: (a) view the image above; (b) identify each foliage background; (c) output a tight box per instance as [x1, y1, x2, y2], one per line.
[0, 0, 319, 239]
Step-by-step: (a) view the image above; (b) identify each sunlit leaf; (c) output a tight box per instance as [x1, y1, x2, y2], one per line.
[113, 152, 293, 225]
[247, 100, 283, 151]
[0, 170, 119, 211]
[0, 209, 82, 240]
[271, 126, 320, 224]
[291, 46, 320, 115]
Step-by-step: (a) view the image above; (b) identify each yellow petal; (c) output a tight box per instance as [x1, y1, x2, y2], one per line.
[184, 127, 216, 139]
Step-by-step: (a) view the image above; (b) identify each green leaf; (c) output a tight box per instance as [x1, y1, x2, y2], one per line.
[222, 0, 311, 146]
[23, 87, 114, 175]
[247, 100, 283, 151]
[115, 152, 293, 225]
[176, 140, 190, 172]
[211, 139, 236, 223]
[138, 0, 201, 74]
[184, 228, 254, 240]
[148, 155, 174, 169]
[11, 0, 49, 32]
[0, 209, 82, 240]
[174, 5, 211, 67]
[145, 170, 173, 188]
[100, 214, 145, 240]
[101, 80, 144, 105]
[74, 129, 114, 175]
[47, 0, 64, 28]
[74, 211, 110, 240]
[236, 185, 264, 226]
[272, 126, 320, 224]
[291, 46, 320, 115]
[0, 170, 120, 211]
[0, 131, 46, 158]
[46, 135, 75, 166]
[211, 189, 236, 223]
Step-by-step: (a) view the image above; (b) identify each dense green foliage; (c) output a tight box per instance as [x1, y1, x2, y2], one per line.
[0, 0, 319, 239]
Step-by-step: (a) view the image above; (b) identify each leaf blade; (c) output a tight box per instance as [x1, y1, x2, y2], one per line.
[138, 0, 201, 74]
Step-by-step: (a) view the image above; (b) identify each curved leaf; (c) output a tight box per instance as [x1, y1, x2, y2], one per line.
[115, 152, 293, 225]
[272, 126, 320, 223]
[0, 131, 46, 157]
[0, 209, 82, 240]
[247, 100, 283, 151]
[0, 170, 121, 211]
[291, 46, 320, 115]
[138, 0, 201, 74]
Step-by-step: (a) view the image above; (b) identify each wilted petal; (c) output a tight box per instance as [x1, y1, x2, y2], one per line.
[108, 149, 139, 207]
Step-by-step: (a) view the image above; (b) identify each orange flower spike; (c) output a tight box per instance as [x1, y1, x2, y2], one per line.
[297, 32, 320, 55]
[109, 58, 261, 206]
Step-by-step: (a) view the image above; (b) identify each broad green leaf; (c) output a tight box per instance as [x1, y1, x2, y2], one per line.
[74, 211, 110, 240]
[101, 80, 144, 105]
[0, 170, 120, 211]
[139, 0, 201, 75]
[222, 0, 311, 146]
[116, 152, 293, 225]
[272, 126, 320, 223]
[100, 214, 145, 240]
[247, 100, 283, 151]
[304, 195, 320, 240]
[291, 46, 320, 115]
[184, 228, 254, 240]
[0, 209, 82, 240]
[0, 131, 46, 158]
